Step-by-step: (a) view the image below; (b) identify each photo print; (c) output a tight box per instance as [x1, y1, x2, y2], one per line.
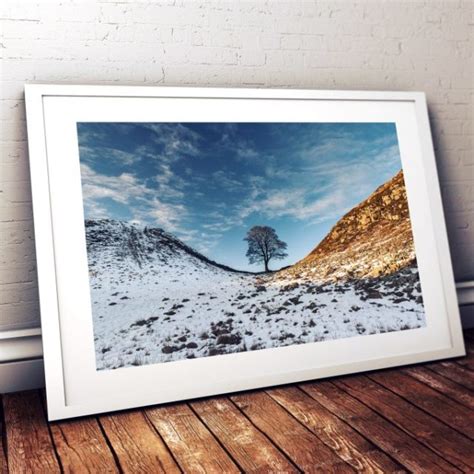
[77, 122, 426, 370]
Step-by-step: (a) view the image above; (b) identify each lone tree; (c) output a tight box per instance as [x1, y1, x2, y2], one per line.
[244, 226, 288, 272]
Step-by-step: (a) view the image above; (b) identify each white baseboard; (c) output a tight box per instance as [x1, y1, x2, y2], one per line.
[0, 358, 45, 393]
[0, 281, 472, 393]
[0, 327, 43, 362]
[0, 328, 44, 393]
[457, 281, 474, 328]
[457, 281, 474, 306]
[460, 304, 474, 329]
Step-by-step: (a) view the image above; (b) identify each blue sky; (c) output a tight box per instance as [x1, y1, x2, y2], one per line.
[77, 122, 402, 271]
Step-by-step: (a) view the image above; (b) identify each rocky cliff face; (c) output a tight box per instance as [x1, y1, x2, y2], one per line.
[282, 170, 416, 281]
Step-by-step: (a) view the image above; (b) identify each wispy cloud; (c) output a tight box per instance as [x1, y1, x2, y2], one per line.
[226, 129, 401, 226]
[76, 127, 107, 147]
[80, 163, 192, 239]
[152, 163, 188, 199]
[145, 198, 187, 234]
[140, 123, 202, 160]
[212, 170, 244, 192]
[214, 124, 260, 162]
[79, 145, 141, 166]
[81, 163, 152, 205]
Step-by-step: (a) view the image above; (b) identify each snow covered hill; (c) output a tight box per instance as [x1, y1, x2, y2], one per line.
[86, 216, 426, 371]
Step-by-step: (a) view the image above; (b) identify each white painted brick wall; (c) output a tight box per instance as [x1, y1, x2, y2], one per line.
[1, 0, 473, 331]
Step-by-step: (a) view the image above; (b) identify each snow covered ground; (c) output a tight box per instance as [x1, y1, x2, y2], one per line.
[88, 221, 426, 371]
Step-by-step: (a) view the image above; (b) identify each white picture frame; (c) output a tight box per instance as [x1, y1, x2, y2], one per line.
[25, 84, 465, 421]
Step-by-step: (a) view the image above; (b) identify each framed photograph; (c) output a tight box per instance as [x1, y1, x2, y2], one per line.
[25, 85, 464, 420]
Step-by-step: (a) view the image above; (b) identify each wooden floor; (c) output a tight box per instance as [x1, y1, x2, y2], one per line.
[1, 331, 474, 473]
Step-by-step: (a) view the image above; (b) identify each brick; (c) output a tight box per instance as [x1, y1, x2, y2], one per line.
[300, 35, 324, 51]
[0, 283, 38, 305]
[280, 35, 302, 50]
[265, 50, 304, 69]
[0, 301, 40, 329]
[0, 264, 36, 285]
[239, 50, 266, 67]
[0, 203, 33, 223]
[260, 33, 281, 50]
[0, 220, 34, 243]
[0, 181, 32, 204]
[0, 243, 36, 267]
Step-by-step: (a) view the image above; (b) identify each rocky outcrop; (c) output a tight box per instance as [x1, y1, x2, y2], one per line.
[281, 170, 416, 281]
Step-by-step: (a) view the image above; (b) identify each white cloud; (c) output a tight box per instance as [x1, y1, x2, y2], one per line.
[152, 163, 187, 199]
[202, 222, 234, 233]
[79, 145, 141, 166]
[79, 123, 204, 172]
[212, 170, 244, 192]
[83, 199, 109, 219]
[77, 127, 107, 147]
[214, 125, 260, 162]
[81, 163, 152, 206]
[140, 123, 202, 160]
[80, 164, 190, 236]
[145, 198, 187, 234]
[236, 145, 259, 160]
[233, 143, 399, 226]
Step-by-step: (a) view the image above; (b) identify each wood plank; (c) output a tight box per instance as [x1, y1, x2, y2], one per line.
[300, 381, 458, 472]
[0, 397, 8, 474]
[230, 391, 354, 473]
[145, 403, 239, 473]
[191, 396, 299, 472]
[428, 361, 474, 391]
[50, 417, 119, 473]
[3, 391, 61, 473]
[369, 371, 474, 438]
[266, 386, 404, 473]
[334, 375, 474, 471]
[99, 410, 180, 473]
[456, 356, 474, 371]
[404, 366, 474, 410]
